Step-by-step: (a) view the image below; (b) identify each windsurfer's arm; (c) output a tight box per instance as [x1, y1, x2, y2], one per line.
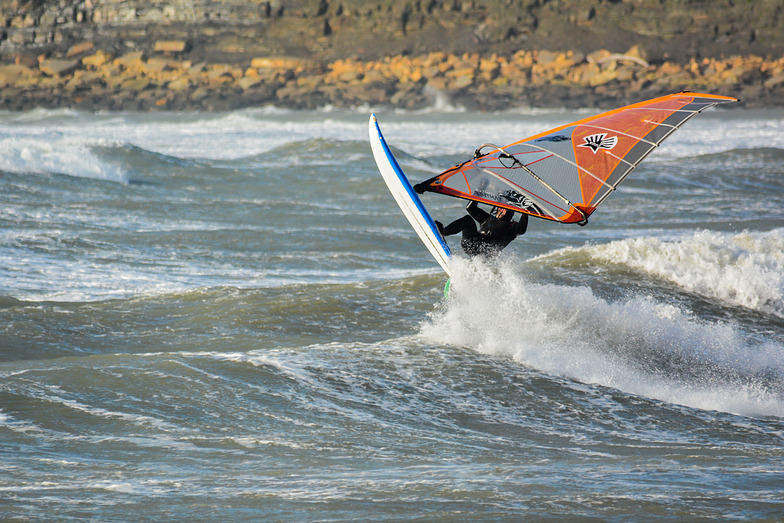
[414, 175, 439, 194]
[466, 200, 490, 222]
[515, 212, 528, 235]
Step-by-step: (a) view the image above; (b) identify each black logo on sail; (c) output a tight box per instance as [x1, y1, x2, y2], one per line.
[579, 133, 618, 153]
[500, 190, 543, 215]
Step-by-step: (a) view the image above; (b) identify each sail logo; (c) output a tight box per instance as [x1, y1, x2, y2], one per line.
[500, 190, 544, 215]
[579, 133, 618, 153]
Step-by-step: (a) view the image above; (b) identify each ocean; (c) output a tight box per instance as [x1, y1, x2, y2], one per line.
[1, 104, 783, 521]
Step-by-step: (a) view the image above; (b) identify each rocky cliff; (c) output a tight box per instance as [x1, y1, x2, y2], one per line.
[1, 0, 783, 111]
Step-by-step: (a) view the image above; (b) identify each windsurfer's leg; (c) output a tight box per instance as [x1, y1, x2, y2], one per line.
[441, 215, 474, 236]
[458, 219, 484, 256]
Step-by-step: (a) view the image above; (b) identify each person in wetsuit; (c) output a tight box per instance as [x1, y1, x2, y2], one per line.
[436, 200, 528, 257]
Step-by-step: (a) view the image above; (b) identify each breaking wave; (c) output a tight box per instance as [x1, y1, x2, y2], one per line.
[0, 132, 130, 182]
[421, 258, 784, 418]
[554, 229, 784, 317]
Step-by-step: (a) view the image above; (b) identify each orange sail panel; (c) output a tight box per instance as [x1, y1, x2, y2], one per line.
[418, 92, 739, 224]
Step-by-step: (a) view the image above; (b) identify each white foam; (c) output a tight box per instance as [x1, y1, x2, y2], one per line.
[0, 133, 128, 182]
[3, 107, 783, 177]
[45, 393, 179, 430]
[587, 229, 784, 317]
[421, 258, 784, 417]
[0, 110, 380, 170]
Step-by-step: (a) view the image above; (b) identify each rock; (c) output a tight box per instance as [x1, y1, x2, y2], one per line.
[624, 45, 649, 65]
[39, 58, 80, 77]
[362, 68, 387, 85]
[426, 77, 448, 90]
[65, 71, 101, 91]
[120, 77, 150, 92]
[449, 71, 474, 90]
[587, 49, 613, 64]
[190, 87, 210, 102]
[154, 40, 188, 53]
[0, 64, 38, 87]
[67, 41, 95, 58]
[764, 72, 784, 89]
[537, 50, 559, 66]
[251, 57, 304, 71]
[2, 26, 783, 112]
[117, 7, 137, 22]
[581, 63, 618, 87]
[337, 69, 361, 83]
[82, 50, 112, 68]
[295, 74, 324, 89]
[114, 51, 145, 70]
[167, 77, 191, 91]
[142, 57, 181, 78]
[237, 76, 263, 90]
[187, 62, 208, 75]
[206, 65, 236, 86]
[275, 83, 303, 101]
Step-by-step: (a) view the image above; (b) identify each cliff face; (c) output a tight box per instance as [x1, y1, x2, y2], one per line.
[1, 0, 783, 111]
[3, 0, 783, 66]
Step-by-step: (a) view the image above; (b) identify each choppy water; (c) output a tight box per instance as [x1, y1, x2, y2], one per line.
[1, 105, 783, 520]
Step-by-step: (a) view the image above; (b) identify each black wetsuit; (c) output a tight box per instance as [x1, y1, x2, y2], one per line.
[439, 201, 528, 257]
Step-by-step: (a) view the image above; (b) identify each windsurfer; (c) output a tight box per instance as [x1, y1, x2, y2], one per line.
[435, 200, 527, 257]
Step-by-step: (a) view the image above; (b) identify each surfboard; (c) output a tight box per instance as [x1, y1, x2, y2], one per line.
[368, 114, 452, 276]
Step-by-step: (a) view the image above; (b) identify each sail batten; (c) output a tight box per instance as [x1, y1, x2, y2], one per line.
[417, 92, 738, 224]
[579, 124, 660, 147]
[513, 142, 615, 193]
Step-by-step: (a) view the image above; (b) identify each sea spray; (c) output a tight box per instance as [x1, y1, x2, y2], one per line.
[582, 229, 784, 317]
[0, 133, 129, 182]
[422, 257, 784, 417]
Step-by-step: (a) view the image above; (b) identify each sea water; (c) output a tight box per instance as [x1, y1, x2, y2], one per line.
[1, 105, 782, 520]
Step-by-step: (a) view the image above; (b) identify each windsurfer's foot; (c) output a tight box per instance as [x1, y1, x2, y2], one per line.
[435, 220, 445, 235]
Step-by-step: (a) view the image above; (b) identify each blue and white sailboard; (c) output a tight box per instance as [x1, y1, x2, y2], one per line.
[368, 114, 452, 276]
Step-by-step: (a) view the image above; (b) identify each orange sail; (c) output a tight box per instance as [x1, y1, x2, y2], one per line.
[416, 92, 739, 224]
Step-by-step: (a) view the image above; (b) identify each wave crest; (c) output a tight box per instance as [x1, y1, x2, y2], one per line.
[585, 229, 784, 317]
[421, 257, 784, 417]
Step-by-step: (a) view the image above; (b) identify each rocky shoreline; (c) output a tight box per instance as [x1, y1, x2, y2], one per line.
[2, 45, 782, 112]
[2, 0, 784, 112]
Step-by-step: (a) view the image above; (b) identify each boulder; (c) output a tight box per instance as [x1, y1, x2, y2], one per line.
[39, 58, 80, 77]
[0, 64, 38, 87]
[65, 71, 101, 91]
[67, 41, 95, 57]
[166, 77, 192, 91]
[120, 77, 151, 92]
[764, 72, 784, 89]
[237, 76, 263, 90]
[154, 40, 188, 53]
[82, 51, 112, 68]
[251, 57, 304, 71]
[114, 51, 145, 71]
